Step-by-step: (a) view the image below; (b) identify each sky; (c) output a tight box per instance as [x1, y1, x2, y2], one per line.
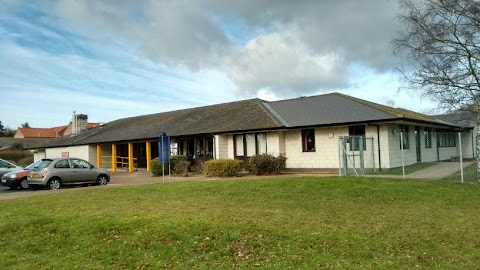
[0, 0, 439, 129]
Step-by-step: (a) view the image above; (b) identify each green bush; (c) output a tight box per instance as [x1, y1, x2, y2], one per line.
[204, 159, 243, 177]
[0, 150, 32, 164]
[173, 160, 190, 176]
[170, 155, 188, 171]
[17, 156, 34, 167]
[247, 154, 287, 175]
[150, 158, 170, 176]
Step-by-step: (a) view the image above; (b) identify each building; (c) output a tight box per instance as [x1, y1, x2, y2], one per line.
[14, 114, 100, 138]
[31, 93, 468, 173]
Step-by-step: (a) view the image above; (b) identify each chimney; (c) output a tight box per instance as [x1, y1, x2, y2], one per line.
[76, 114, 88, 134]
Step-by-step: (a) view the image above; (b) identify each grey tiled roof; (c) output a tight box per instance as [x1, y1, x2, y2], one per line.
[434, 111, 477, 128]
[37, 93, 464, 148]
[42, 99, 281, 147]
[264, 93, 460, 128]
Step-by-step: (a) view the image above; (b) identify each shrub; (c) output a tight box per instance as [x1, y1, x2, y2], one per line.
[247, 154, 287, 175]
[17, 156, 34, 167]
[170, 155, 188, 171]
[204, 159, 243, 177]
[0, 150, 32, 164]
[150, 158, 170, 176]
[173, 160, 190, 176]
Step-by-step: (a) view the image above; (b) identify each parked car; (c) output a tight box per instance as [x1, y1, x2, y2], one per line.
[0, 158, 23, 178]
[28, 158, 110, 190]
[1, 161, 41, 190]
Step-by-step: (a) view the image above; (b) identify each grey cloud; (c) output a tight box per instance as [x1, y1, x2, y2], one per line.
[48, 0, 401, 96]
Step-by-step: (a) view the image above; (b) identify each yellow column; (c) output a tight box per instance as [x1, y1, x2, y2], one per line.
[146, 141, 151, 172]
[111, 143, 117, 172]
[96, 144, 102, 168]
[128, 142, 134, 172]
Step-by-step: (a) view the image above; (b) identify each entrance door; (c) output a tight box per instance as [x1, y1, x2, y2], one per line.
[415, 126, 421, 162]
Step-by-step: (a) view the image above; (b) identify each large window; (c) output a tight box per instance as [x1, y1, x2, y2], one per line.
[235, 133, 267, 157]
[348, 125, 366, 151]
[302, 129, 316, 152]
[399, 125, 410, 149]
[424, 128, 432, 148]
[438, 131, 457, 147]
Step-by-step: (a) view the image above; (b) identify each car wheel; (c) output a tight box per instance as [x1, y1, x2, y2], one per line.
[96, 175, 108, 186]
[47, 179, 61, 190]
[19, 178, 30, 190]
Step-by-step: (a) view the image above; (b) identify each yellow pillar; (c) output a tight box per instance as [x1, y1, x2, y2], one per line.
[128, 142, 134, 172]
[111, 143, 117, 172]
[146, 141, 151, 172]
[96, 144, 102, 168]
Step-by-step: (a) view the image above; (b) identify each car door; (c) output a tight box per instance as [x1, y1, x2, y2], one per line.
[52, 159, 72, 183]
[69, 158, 97, 183]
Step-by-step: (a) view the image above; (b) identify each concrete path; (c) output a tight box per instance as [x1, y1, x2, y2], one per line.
[405, 161, 473, 179]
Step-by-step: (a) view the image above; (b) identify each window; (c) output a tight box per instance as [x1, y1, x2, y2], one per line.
[399, 125, 410, 149]
[424, 128, 432, 148]
[235, 133, 267, 156]
[0, 160, 15, 168]
[348, 125, 366, 151]
[55, 159, 70, 169]
[235, 135, 244, 156]
[438, 131, 457, 147]
[70, 159, 91, 169]
[302, 129, 315, 152]
[256, 133, 267, 154]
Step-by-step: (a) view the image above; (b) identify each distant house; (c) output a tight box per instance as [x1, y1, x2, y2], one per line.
[30, 93, 469, 174]
[14, 114, 99, 138]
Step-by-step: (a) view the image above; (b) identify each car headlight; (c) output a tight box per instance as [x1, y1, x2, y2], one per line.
[9, 174, 17, 179]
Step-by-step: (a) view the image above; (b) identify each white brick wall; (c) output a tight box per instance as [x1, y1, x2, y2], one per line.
[284, 127, 347, 169]
[45, 145, 96, 164]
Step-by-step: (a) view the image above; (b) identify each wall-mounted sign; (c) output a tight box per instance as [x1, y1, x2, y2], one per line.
[61, 152, 69, 157]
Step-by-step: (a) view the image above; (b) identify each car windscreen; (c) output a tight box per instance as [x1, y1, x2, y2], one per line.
[35, 160, 52, 168]
[25, 161, 42, 170]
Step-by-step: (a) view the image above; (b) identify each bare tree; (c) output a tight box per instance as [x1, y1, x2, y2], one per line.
[394, 0, 480, 177]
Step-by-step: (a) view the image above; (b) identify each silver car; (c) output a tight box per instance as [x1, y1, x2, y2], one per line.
[27, 158, 110, 190]
[0, 158, 23, 178]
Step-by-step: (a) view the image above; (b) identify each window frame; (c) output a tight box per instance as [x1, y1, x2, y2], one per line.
[424, 127, 432, 148]
[302, 129, 316, 152]
[399, 125, 410, 149]
[234, 133, 268, 157]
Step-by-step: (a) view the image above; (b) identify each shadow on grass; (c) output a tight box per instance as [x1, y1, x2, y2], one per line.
[368, 162, 438, 176]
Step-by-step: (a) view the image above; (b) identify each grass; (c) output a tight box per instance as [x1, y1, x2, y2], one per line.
[368, 162, 438, 175]
[442, 163, 478, 182]
[1, 176, 480, 269]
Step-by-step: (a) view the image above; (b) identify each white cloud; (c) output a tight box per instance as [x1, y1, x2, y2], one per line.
[228, 33, 347, 97]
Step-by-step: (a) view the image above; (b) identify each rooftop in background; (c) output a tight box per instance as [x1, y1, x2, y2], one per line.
[434, 111, 477, 129]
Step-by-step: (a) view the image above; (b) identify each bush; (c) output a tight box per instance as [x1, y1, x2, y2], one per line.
[247, 154, 287, 175]
[0, 150, 32, 164]
[17, 156, 34, 167]
[170, 155, 188, 171]
[150, 158, 170, 176]
[173, 160, 190, 176]
[204, 159, 243, 177]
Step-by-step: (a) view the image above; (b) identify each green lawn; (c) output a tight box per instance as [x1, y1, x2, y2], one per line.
[1, 177, 479, 269]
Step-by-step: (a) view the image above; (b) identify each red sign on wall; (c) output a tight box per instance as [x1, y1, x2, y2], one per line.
[61, 152, 69, 157]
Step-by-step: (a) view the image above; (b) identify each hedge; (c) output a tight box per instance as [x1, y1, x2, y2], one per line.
[247, 154, 287, 175]
[204, 159, 243, 177]
[149, 157, 170, 176]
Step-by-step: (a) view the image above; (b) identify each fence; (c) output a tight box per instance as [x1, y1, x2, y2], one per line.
[368, 131, 477, 183]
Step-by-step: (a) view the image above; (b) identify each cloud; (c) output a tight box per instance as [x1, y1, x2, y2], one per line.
[45, 0, 402, 97]
[228, 33, 348, 97]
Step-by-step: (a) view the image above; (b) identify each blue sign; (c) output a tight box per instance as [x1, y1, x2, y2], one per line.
[158, 132, 170, 164]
